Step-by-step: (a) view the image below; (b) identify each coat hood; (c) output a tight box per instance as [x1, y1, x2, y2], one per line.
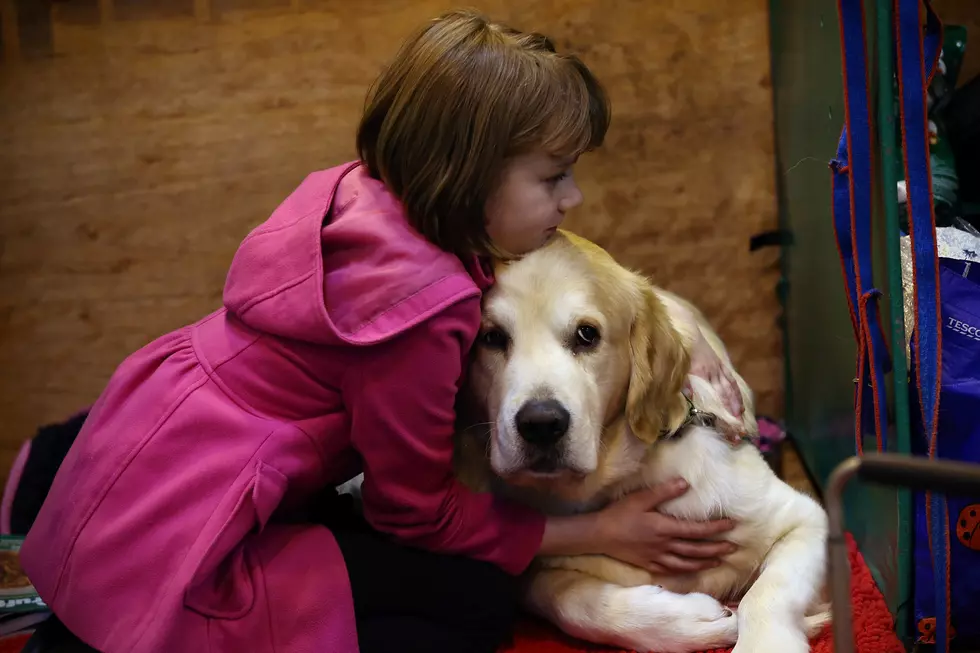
[223, 162, 489, 346]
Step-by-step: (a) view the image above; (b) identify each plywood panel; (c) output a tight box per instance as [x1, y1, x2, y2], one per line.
[0, 1, 781, 483]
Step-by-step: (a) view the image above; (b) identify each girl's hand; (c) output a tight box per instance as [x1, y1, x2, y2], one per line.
[595, 479, 737, 574]
[686, 327, 744, 418]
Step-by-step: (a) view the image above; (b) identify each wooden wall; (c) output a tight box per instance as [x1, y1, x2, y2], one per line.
[0, 0, 782, 479]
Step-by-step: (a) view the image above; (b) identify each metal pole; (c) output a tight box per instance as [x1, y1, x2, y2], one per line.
[825, 457, 862, 653]
[874, 0, 914, 636]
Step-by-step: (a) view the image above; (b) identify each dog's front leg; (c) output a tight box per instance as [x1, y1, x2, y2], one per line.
[731, 487, 830, 653]
[523, 568, 738, 653]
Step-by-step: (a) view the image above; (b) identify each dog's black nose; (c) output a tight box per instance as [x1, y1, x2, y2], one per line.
[515, 400, 570, 447]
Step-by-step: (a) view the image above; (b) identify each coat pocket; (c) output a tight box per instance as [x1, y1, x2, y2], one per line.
[184, 461, 288, 620]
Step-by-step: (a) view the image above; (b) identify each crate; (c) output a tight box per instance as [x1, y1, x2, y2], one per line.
[769, 0, 914, 640]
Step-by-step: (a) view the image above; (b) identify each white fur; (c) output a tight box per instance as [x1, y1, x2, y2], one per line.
[456, 234, 831, 653]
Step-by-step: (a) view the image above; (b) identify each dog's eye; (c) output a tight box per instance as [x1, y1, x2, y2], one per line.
[480, 327, 510, 350]
[574, 324, 601, 350]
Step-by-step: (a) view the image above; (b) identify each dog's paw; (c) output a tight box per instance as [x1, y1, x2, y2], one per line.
[614, 587, 739, 653]
[804, 606, 833, 637]
[731, 623, 809, 653]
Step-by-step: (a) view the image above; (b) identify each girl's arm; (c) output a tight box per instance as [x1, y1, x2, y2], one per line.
[344, 296, 545, 575]
[345, 296, 736, 576]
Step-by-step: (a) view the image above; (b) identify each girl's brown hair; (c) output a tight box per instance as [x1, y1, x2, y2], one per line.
[356, 10, 610, 256]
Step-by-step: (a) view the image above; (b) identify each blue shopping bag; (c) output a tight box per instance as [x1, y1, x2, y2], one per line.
[909, 258, 980, 646]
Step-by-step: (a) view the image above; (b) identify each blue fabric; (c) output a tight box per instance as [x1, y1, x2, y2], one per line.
[910, 259, 980, 646]
[893, 0, 956, 649]
[833, 0, 973, 650]
[831, 0, 893, 454]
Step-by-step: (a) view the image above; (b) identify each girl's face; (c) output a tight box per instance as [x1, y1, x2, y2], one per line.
[484, 151, 584, 256]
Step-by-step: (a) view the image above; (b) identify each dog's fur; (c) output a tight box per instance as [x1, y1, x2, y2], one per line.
[453, 231, 830, 653]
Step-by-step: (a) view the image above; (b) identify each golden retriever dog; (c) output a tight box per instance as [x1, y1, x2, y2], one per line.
[453, 231, 831, 653]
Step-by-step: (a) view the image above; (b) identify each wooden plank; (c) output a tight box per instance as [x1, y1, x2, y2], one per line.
[0, 0, 785, 482]
[1, 0, 19, 63]
[98, 0, 113, 25]
[194, 0, 211, 22]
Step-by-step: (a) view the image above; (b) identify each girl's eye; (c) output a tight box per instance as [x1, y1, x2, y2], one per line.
[546, 171, 569, 184]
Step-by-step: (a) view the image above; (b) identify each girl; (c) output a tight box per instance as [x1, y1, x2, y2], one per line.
[22, 10, 741, 653]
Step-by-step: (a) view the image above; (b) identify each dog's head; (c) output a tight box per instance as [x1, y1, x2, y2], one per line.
[466, 232, 690, 487]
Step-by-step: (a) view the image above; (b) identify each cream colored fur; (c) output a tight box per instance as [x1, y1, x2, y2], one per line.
[454, 231, 831, 653]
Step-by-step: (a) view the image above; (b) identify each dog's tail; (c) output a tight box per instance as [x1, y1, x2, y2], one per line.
[804, 604, 833, 637]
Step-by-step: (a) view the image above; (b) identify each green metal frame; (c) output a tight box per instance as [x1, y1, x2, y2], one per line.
[874, 0, 914, 637]
[769, 0, 912, 640]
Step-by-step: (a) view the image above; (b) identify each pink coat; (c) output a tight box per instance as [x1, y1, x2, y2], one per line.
[21, 162, 546, 653]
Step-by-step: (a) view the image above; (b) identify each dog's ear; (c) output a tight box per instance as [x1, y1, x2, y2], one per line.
[626, 284, 691, 444]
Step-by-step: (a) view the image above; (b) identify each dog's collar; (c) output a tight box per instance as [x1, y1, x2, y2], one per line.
[659, 395, 715, 440]
[660, 395, 750, 447]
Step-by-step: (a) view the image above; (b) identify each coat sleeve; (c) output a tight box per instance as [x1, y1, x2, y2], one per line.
[343, 296, 546, 575]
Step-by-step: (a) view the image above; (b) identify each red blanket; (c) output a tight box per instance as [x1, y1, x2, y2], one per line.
[503, 535, 903, 653]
